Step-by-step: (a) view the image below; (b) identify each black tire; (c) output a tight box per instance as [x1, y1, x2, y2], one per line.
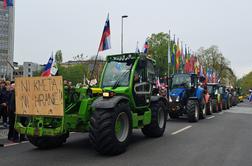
[227, 98, 230, 109]
[199, 97, 207, 119]
[89, 102, 132, 155]
[218, 99, 223, 112]
[28, 133, 68, 149]
[212, 99, 218, 113]
[222, 100, 227, 110]
[206, 100, 213, 115]
[187, 100, 199, 123]
[169, 112, 179, 119]
[142, 101, 167, 137]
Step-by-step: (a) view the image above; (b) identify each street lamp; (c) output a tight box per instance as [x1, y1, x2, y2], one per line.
[121, 15, 128, 54]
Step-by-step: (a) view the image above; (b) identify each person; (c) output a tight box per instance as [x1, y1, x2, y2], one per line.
[0, 81, 8, 128]
[249, 89, 252, 102]
[7, 83, 19, 142]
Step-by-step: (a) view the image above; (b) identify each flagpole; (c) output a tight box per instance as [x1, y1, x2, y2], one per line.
[89, 13, 110, 86]
[89, 50, 100, 84]
[168, 30, 170, 78]
[180, 41, 183, 74]
[173, 34, 175, 75]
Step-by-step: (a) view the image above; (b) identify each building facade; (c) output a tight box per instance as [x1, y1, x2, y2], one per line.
[0, 0, 14, 80]
[23, 62, 42, 77]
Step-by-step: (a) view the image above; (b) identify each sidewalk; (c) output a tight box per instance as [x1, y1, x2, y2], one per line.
[0, 124, 11, 147]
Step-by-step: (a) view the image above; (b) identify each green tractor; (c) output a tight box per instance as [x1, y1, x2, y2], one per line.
[15, 53, 168, 155]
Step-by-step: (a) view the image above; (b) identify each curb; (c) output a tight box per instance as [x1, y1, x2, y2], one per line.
[0, 140, 29, 147]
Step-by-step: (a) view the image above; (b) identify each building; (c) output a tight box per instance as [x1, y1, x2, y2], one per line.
[12, 62, 23, 79]
[23, 62, 43, 77]
[0, 0, 14, 80]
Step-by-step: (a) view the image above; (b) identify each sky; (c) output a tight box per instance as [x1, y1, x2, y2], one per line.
[14, 0, 252, 78]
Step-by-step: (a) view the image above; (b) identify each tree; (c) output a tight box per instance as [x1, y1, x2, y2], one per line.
[55, 50, 63, 64]
[196, 45, 236, 86]
[238, 71, 252, 94]
[147, 32, 171, 76]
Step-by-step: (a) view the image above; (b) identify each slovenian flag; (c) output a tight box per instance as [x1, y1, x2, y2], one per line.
[41, 55, 54, 77]
[98, 14, 111, 52]
[143, 40, 149, 54]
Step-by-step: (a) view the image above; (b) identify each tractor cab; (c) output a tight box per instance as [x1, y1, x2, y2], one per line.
[207, 83, 220, 99]
[99, 53, 156, 109]
[170, 73, 198, 103]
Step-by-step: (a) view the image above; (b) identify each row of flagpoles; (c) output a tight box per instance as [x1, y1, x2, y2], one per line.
[40, 13, 219, 83]
[166, 31, 219, 83]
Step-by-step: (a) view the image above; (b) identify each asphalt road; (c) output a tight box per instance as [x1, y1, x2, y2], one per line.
[1, 101, 252, 166]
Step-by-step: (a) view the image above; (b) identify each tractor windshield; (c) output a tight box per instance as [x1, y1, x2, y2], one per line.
[207, 85, 218, 95]
[172, 74, 191, 89]
[219, 86, 224, 94]
[101, 60, 134, 87]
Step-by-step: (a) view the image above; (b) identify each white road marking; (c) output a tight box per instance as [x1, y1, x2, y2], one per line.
[206, 116, 215, 120]
[171, 126, 192, 135]
[3, 141, 29, 147]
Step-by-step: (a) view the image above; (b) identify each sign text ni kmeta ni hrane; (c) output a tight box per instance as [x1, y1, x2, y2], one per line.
[15, 76, 64, 117]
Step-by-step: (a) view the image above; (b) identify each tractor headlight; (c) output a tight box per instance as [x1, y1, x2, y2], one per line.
[103, 91, 116, 98]
[169, 96, 172, 102]
[176, 96, 180, 102]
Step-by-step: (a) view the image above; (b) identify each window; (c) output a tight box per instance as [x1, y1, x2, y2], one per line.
[28, 68, 31, 73]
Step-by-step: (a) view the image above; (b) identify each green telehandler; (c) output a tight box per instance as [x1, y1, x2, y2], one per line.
[15, 53, 168, 155]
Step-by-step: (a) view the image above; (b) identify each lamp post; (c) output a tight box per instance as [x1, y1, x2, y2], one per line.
[121, 15, 128, 54]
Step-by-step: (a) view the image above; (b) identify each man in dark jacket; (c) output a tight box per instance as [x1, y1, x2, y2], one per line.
[0, 81, 8, 128]
[8, 83, 19, 141]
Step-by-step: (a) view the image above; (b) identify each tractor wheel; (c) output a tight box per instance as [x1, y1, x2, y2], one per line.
[222, 100, 227, 110]
[142, 101, 167, 137]
[28, 133, 69, 149]
[206, 100, 213, 115]
[199, 98, 207, 119]
[227, 98, 230, 109]
[89, 102, 132, 155]
[187, 100, 199, 123]
[218, 99, 223, 112]
[169, 112, 179, 119]
[212, 99, 218, 113]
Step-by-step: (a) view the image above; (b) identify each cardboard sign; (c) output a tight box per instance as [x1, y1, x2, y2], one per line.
[15, 76, 64, 117]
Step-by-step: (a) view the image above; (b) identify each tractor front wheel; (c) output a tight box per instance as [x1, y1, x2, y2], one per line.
[199, 98, 207, 119]
[187, 100, 199, 123]
[206, 100, 213, 115]
[28, 133, 69, 149]
[142, 101, 167, 137]
[89, 102, 132, 155]
[212, 99, 218, 113]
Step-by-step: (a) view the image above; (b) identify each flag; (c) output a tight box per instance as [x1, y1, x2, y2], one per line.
[3, 0, 7, 9]
[184, 46, 189, 73]
[41, 55, 54, 77]
[98, 14, 111, 52]
[7, 0, 13, 6]
[175, 39, 181, 71]
[171, 35, 176, 66]
[180, 42, 185, 71]
[143, 40, 149, 54]
[199, 65, 204, 77]
[167, 39, 171, 64]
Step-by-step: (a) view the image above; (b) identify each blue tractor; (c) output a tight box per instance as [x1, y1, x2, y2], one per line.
[168, 73, 206, 122]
